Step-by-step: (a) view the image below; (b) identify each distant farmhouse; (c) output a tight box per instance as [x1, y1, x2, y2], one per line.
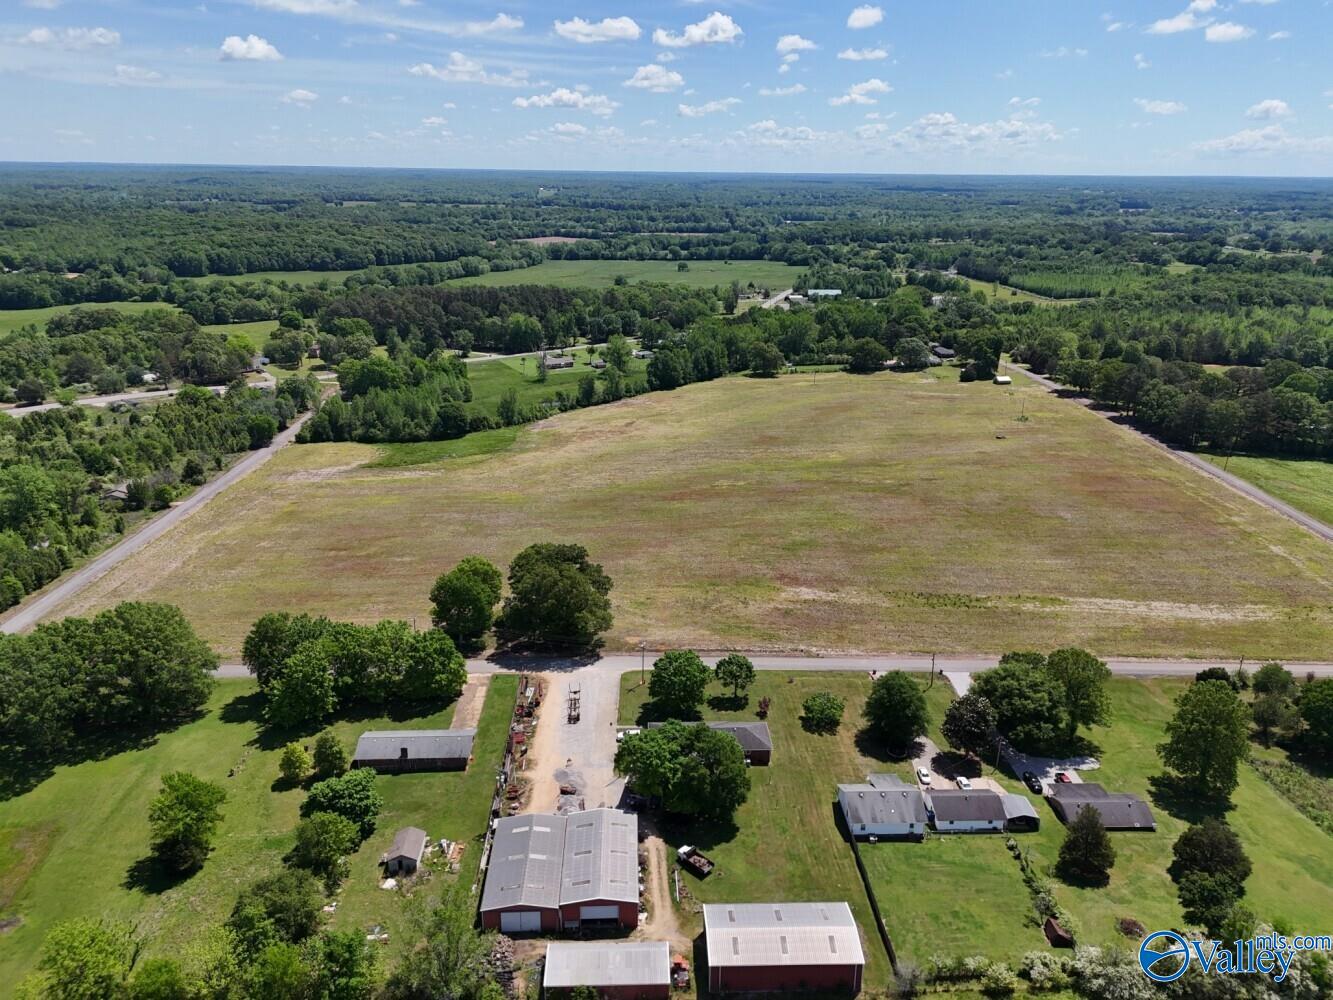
[807, 289, 843, 299]
[646, 721, 773, 765]
[351, 729, 475, 773]
[544, 355, 575, 370]
[1048, 783, 1156, 831]
[480, 808, 640, 933]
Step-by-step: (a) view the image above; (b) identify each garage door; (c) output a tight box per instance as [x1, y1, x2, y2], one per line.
[579, 905, 619, 921]
[500, 911, 542, 933]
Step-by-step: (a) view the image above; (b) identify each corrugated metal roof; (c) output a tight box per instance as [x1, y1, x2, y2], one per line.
[543, 941, 670, 988]
[480, 809, 639, 912]
[1050, 785, 1155, 829]
[353, 729, 476, 762]
[837, 784, 927, 827]
[386, 826, 428, 862]
[1001, 794, 1039, 820]
[480, 814, 567, 911]
[561, 808, 639, 905]
[927, 790, 1007, 822]
[702, 902, 865, 969]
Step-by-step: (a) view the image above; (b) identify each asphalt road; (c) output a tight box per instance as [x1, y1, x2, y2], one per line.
[0, 406, 317, 635]
[1002, 361, 1333, 543]
[213, 650, 1333, 679]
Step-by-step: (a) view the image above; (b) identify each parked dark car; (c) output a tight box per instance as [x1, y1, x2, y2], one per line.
[1022, 771, 1044, 794]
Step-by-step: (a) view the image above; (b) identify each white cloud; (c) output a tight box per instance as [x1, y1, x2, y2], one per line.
[409, 52, 527, 86]
[513, 87, 619, 116]
[846, 5, 883, 30]
[553, 16, 640, 43]
[678, 97, 741, 117]
[739, 119, 832, 147]
[1146, 0, 1215, 35]
[421, 115, 447, 126]
[113, 64, 161, 84]
[1245, 98, 1292, 119]
[1134, 52, 1151, 69]
[23, 0, 64, 8]
[868, 111, 1063, 153]
[457, 13, 522, 35]
[1195, 124, 1333, 155]
[1041, 46, 1088, 58]
[759, 84, 807, 97]
[654, 11, 742, 48]
[1135, 98, 1187, 114]
[1205, 22, 1254, 42]
[623, 64, 684, 92]
[550, 121, 588, 136]
[252, 0, 355, 13]
[1008, 96, 1041, 108]
[838, 47, 887, 61]
[776, 34, 816, 54]
[282, 88, 318, 105]
[21, 26, 120, 48]
[220, 34, 282, 60]
[829, 78, 891, 106]
[1267, 30, 1290, 41]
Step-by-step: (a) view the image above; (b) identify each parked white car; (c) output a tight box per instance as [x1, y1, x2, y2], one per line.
[955, 776, 973, 790]
[916, 767, 932, 785]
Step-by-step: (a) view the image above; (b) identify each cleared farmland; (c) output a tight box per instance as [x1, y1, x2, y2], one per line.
[52, 368, 1333, 659]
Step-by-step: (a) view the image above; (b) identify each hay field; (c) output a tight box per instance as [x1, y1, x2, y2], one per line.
[54, 369, 1333, 659]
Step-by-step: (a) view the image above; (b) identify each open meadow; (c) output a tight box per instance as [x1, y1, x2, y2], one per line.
[0, 300, 171, 336]
[0, 674, 517, 988]
[445, 258, 802, 291]
[1199, 452, 1333, 526]
[49, 367, 1333, 661]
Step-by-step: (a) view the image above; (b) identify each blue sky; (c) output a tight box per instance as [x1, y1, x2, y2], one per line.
[3, 0, 1331, 174]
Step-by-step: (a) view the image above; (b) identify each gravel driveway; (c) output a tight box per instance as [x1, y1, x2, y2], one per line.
[521, 665, 625, 815]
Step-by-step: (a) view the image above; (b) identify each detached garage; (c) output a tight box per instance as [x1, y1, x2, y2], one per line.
[352, 729, 475, 773]
[543, 941, 670, 1000]
[702, 901, 865, 995]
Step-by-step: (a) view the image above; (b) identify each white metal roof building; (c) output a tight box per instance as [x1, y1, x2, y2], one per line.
[561, 809, 638, 906]
[482, 813, 567, 913]
[543, 941, 670, 998]
[702, 901, 865, 994]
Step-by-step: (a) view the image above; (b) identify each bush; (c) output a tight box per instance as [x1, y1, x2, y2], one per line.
[303, 767, 382, 840]
[279, 742, 312, 784]
[862, 671, 929, 748]
[980, 963, 1018, 997]
[313, 731, 349, 778]
[801, 692, 845, 733]
[149, 771, 227, 872]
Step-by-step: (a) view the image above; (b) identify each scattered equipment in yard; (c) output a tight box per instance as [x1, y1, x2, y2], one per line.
[676, 845, 715, 878]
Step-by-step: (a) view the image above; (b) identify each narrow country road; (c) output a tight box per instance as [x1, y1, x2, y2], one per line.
[759, 288, 794, 309]
[213, 650, 1333, 680]
[1001, 361, 1333, 543]
[1, 405, 317, 635]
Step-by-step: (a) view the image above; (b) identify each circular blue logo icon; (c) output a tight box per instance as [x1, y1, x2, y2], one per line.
[1140, 931, 1191, 983]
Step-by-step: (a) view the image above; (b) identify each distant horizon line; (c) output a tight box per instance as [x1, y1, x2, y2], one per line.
[1, 159, 1331, 183]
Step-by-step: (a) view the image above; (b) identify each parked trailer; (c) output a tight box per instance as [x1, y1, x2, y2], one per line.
[677, 845, 715, 878]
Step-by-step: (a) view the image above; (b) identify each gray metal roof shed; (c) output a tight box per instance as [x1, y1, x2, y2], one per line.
[385, 826, 429, 865]
[480, 814, 567, 912]
[645, 721, 773, 753]
[543, 941, 670, 989]
[837, 784, 928, 828]
[353, 729, 476, 762]
[702, 901, 865, 969]
[561, 808, 639, 906]
[1049, 784, 1156, 830]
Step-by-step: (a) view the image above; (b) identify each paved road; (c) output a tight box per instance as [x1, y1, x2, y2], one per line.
[1002, 361, 1333, 543]
[214, 650, 1333, 679]
[1, 406, 318, 635]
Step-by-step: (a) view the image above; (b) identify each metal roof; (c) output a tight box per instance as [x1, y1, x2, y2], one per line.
[702, 902, 865, 969]
[480, 814, 567, 912]
[646, 721, 773, 753]
[543, 941, 670, 989]
[1001, 794, 1039, 821]
[353, 729, 476, 762]
[480, 809, 639, 912]
[386, 827, 428, 862]
[927, 790, 1008, 822]
[837, 784, 927, 827]
[1049, 785, 1156, 830]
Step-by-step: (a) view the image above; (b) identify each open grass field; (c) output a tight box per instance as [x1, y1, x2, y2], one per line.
[957, 276, 1081, 306]
[0, 674, 516, 988]
[202, 319, 278, 351]
[51, 366, 1333, 660]
[466, 348, 648, 419]
[1198, 452, 1333, 527]
[188, 269, 365, 287]
[0, 300, 171, 336]
[446, 259, 802, 291]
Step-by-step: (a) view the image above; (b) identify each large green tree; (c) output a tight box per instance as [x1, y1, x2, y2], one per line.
[226, 869, 324, 958]
[1168, 819, 1251, 890]
[291, 811, 360, 886]
[971, 659, 1068, 752]
[614, 721, 750, 820]
[862, 672, 930, 749]
[941, 693, 998, 759]
[649, 650, 711, 717]
[1158, 680, 1251, 799]
[496, 542, 613, 647]
[18, 918, 138, 1000]
[1299, 678, 1333, 754]
[1056, 805, 1116, 886]
[148, 771, 227, 873]
[713, 653, 756, 700]
[303, 767, 383, 839]
[1043, 647, 1112, 741]
[385, 879, 492, 1000]
[430, 556, 503, 649]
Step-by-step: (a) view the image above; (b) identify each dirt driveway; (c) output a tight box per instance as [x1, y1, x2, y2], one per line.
[520, 665, 624, 815]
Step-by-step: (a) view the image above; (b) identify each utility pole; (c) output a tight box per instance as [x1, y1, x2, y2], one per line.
[928, 652, 936, 688]
[640, 640, 647, 686]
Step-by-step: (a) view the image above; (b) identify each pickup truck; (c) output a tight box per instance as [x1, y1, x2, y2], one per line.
[676, 845, 715, 878]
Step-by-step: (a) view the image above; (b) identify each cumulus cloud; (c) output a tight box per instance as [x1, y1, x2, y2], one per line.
[513, 86, 619, 116]
[776, 34, 816, 54]
[1135, 98, 1187, 114]
[738, 119, 833, 148]
[829, 78, 891, 106]
[1267, 30, 1290, 41]
[865, 111, 1063, 154]
[623, 64, 684, 92]
[1245, 98, 1292, 119]
[1134, 52, 1151, 69]
[838, 47, 887, 61]
[1195, 124, 1332, 155]
[457, 12, 522, 35]
[678, 97, 741, 117]
[847, 5, 883, 29]
[21, 26, 120, 48]
[553, 16, 640, 43]
[282, 88, 319, 105]
[759, 84, 807, 97]
[409, 52, 527, 86]
[654, 11, 742, 48]
[220, 34, 282, 60]
[1205, 22, 1254, 42]
[113, 64, 162, 84]
[1146, 0, 1216, 35]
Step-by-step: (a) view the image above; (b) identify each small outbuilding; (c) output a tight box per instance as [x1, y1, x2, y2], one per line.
[927, 790, 1007, 833]
[1001, 793, 1041, 832]
[1048, 783, 1156, 831]
[352, 729, 475, 773]
[545, 355, 575, 370]
[543, 941, 671, 1000]
[931, 346, 956, 359]
[702, 901, 865, 994]
[382, 826, 429, 876]
[837, 774, 927, 840]
[993, 374, 1013, 385]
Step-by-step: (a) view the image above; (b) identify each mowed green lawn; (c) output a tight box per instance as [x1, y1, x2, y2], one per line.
[465, 349, 648, 419]
[1198, 452, 1333, 527]
[0, 300, 172, 336]
[446, 259, 802, 291]
[52, 368, 1333, 660]
[0, 674, 516, 987]
[618, 671, 894, 988]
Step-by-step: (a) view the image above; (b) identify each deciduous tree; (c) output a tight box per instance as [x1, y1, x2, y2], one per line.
[713, 653, 756, 700]
[1057, 805, 1116, 885]
[862, 672, 930, 749]
[649, 650, 711, 717]
[497, 542, 612, 648]
[148, 771, 227, 872]
[941, 693, 998, 759]
[1158, 680, 1250, 799]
